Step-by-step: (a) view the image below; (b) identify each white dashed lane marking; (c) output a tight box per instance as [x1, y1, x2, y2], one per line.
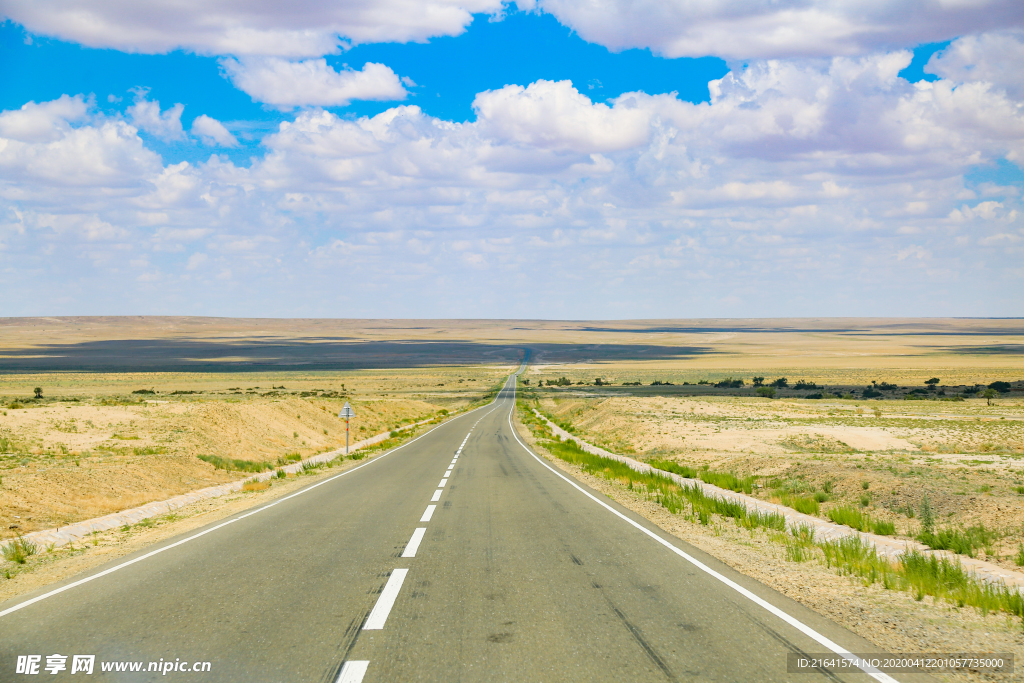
[438, 478, 448, 487]
[364, 569, 409, 630]
[430, 489, 443, 502]
[335, 660, 369, 683]
[420, 505, 436, 522]
[402, 528, 426, 558]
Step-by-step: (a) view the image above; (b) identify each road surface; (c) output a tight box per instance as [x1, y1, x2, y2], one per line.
[1, 376, 909, 682]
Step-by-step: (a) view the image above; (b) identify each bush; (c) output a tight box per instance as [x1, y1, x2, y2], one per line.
[770, 378, 788, 388]
[793, 380, 819, 390]
[989, 381, 1011, 393]
[714, 378, 744, 388]
[131, 389, 155, 395]
[756, 386, 776, 399]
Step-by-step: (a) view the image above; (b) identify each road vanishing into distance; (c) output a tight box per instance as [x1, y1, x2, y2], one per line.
[1, 375, 912, 682]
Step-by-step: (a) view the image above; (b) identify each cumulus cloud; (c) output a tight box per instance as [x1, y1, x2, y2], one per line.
[222, 58, 407, 108]
[190, 115, 238, 147]
[926, 31, 1024, 100]
[127, 93, 185, 141]
[0, 94, 89, 142]
[528, 0, 1024, 59]
[0, 97, 161, 190]
[1, 0, 502, 57]
[473, 80, 651, 153]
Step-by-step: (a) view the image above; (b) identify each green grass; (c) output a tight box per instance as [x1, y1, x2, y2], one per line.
[820, 536, 1023, 618]
[523, 405, 785, 532]
[276, 453, 302, 465]
[647, 459, 699, 478]
[826, 504, 871, 531]
[197, 454, 273, 473]
[917, 524, 997, 558]
[779, 493, 820, 516]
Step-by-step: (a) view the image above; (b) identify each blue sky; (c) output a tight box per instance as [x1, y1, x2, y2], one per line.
[0, 2, 1022, 318]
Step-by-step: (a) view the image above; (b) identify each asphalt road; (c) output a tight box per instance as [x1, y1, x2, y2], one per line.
[1, 376, 912, 682]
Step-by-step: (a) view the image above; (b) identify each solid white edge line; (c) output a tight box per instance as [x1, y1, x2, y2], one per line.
[504, 380, 899, 683]
[401, 527, 427, 558]
[438, 478, 448, 487]
[420, 505, 436, 522]
[363, 568, 409, 630]
[335, 660, 369, 683]
[431, 489, 443, 502]
[0, 393, 504, 620]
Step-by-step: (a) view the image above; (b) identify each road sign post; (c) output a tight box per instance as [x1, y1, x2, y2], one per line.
[339, 402, 355, 455]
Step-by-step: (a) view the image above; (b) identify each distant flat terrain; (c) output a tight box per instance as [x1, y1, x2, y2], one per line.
[0, 316, 1021, 376]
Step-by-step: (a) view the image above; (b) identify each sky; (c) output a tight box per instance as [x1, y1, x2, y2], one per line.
[0, 1, 1022, 319]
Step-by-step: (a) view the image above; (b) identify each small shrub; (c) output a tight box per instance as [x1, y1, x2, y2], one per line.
[1015, 545, 1024, 567]
[756, 386, 776, 399]
[242, 480, 270, 492]
[275, 468, 286, 479]
[813, 491, 828, 503]
[2, 537, 37, 564]
[919, 494, 935, 534]
[861, 481, 870, 490]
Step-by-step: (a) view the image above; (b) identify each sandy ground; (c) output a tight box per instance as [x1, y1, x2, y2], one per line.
[512, 411, 1024, 683]
[0, 367, 509, 538]
[535, 391, 1024, 569]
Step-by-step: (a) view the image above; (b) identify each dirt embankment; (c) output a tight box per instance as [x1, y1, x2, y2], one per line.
[0, 396, 443, 538]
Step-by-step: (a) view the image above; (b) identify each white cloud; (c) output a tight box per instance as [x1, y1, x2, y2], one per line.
[529, 0, 1024, 59]
[2, 0, 502, 57]
[926, 31, 1024, 100]
[0, 98, 160, 190]
[127, 93, 185, 141]
[222, 58, 407, 108]
[190, 115, 238, 147]
[473, 80, 652, 153]
[0, 95, 89, 142]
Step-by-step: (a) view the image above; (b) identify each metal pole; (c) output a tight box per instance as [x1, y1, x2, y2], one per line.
[346, 418, 349, 455]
